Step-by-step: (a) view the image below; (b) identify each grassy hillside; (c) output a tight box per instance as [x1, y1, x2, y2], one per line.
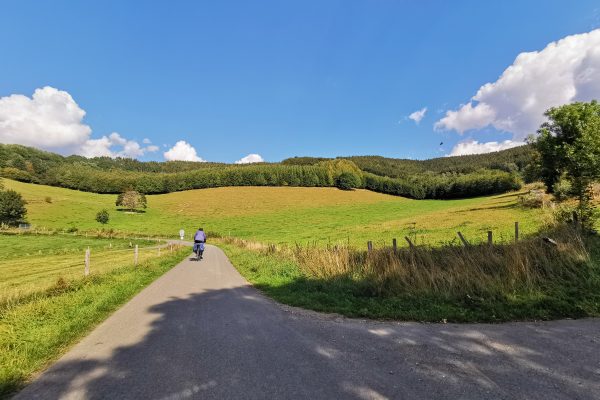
[4, 179, 544, 247]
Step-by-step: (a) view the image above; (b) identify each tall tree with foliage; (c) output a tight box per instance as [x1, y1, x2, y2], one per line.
[0, 189, 27, 225]
[116, 190, 147, 212]
[533, 101, 600, 228]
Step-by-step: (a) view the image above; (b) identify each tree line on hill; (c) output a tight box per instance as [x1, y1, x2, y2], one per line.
[282, 145, 534, 177]
[0, 143, 522, 199]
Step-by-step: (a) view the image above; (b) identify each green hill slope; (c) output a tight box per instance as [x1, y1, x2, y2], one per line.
[3, 179, 543, 247]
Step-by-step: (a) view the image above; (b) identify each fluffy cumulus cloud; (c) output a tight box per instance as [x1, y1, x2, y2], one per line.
[163, 141, 205, 162]
[448, 140, 525, 156]
[79, 132, 158, 158]
[235, 154, 264, 164]
[408, 107, 427, 124]
[0, 86, 156, 158]
[435, 29, 600, 140]
[0, 86, 91, 152]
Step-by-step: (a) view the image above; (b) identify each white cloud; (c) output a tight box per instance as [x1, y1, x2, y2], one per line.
[164, 141, 205, 162]
[146, 145, 159, 152]
[408, 107, 427, 124]
[435, 29, 600, 140]
[0, 86, 154, 158]
[0, 86, 91, 152]
[235, 154, 264, 164]
[142, 138, 152, 144]
[79, 132, 155, 158]
[448, 140, 525, 156]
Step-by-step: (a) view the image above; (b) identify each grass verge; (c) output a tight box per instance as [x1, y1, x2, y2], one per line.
[0, 247, 189, 399]
[218, 227, 600, 323]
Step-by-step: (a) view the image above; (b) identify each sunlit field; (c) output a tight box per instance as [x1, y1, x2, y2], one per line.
[4, 179, 545, 247]
[0, 233, 165, 307]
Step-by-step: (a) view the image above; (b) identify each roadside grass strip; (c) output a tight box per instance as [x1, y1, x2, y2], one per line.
[0, 247, 189, 398]
[218, 229, 600, 323]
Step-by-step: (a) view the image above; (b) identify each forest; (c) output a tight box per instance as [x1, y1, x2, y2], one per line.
[0, 144, 527, 199]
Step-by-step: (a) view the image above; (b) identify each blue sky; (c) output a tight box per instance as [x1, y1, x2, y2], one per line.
[1, 1, 599, 162]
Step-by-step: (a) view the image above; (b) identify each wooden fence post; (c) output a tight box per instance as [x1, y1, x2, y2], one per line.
[487, 231, 493, 246]
[134, 245, 139, 266]
[392, 238, 397, 252]
[404, 236, 415, 249]
[84, 247, 90, 276]
[367, 241, 373, 252]
[515, 222, 519, 242]
[457, 232, 469, 247]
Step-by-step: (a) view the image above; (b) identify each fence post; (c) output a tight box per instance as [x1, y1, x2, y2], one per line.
[515, 222, 519, 242]
[457, 232, 469, 247]
[367, 241, 373, 252]
[404, 236, 415, 249]
[487, 231, 493, 246]
[134, 245, 139, 266]
[84, 247, 90, 276]
[392, 238, 397, 252]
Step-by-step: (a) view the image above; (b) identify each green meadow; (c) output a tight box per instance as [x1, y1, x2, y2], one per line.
[4, 179, 544, 248]
[0, 233, 160, 307]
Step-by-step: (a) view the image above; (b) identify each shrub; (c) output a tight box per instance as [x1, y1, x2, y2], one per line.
[519, 189, 545, 208]
[0, 167, 34, 183]
[0, 189, 27, 226]
[95, 209, 110, 224]
[552, 176, 572, 201]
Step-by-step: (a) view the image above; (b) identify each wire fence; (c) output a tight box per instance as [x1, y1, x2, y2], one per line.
[0, 242, 186, 309]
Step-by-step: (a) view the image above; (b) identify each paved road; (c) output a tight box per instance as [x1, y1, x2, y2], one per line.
[15, 245, 600, 400]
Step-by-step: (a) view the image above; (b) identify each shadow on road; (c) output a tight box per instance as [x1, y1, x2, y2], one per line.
[15, 280, 600, 399]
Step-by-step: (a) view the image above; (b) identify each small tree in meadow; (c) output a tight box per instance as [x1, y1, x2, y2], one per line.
[0, 189, 27, 226]
[96, 209, 110, 224]
[116, 190, 147, 212]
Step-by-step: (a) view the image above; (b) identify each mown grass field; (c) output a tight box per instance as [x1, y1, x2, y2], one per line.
[0, 233, 161, 308]
[4, 179, 545, 248]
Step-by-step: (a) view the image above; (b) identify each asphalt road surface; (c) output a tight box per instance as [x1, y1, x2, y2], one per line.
[15, 245, 600, 399]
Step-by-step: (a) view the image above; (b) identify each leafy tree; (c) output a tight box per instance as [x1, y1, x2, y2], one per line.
[335, 172, 361, 190]
[96, 209, 110, 224]
[0, 189, 27, 225]
[533, 101, 600, 229]
[116, 190, 147, 212]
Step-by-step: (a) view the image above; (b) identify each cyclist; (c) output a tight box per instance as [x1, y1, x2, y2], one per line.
[193, 227, 207, 260]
